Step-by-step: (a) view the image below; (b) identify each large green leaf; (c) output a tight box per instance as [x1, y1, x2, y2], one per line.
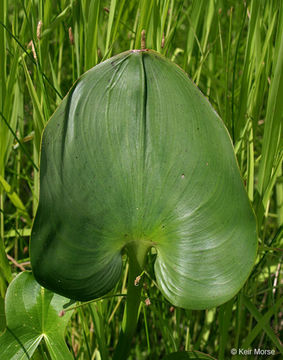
[0, 272, 73, 360]
[30, 50, 257, 309]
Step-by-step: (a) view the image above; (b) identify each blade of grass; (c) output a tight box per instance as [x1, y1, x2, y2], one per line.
[0, 175, 31, 225]
[0, 20, 63, 100]
[105, 0, 117, 55]
[85, 0, 100, 69]
[257, 5, 283, 208]
[0, 111, 38, 171]
[183, 0, 204, 72]
[241, 295, 283, 355]
[236, 0, 260, 141]
[218, 299, 234, 360]
[22, 58, 45, 148]
[89, 303, 109, 360]
[134, 0, 154, 49]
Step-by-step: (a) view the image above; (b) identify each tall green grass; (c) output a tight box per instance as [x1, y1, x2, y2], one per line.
[0, 0, 282, 359]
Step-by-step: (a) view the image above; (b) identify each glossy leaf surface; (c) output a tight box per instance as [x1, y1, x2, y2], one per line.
[0, 272, 73, 359]
[31, 50, 257, 309]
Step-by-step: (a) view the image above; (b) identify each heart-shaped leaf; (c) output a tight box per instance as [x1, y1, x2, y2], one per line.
[0, 272, 73, 359]
[30, 50, 257, 309]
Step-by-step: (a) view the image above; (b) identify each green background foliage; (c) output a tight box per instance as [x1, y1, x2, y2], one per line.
[0, 0, 282, 359]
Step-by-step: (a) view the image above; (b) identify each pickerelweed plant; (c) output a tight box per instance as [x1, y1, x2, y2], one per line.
[29, 49, 257, 359]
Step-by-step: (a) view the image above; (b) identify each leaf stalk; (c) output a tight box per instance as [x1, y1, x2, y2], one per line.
[113, 242, 148, 360]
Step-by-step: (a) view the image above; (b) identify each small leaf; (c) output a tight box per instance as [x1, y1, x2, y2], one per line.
[0, 272, 73, 360]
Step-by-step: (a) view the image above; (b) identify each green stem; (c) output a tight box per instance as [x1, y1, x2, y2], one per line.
[113, 242, 148, 360]
[33, 142, 39, 215]
[0, 189, 12, 296]
[89, 302, 109, 360]
[276, 166, 283, 227]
